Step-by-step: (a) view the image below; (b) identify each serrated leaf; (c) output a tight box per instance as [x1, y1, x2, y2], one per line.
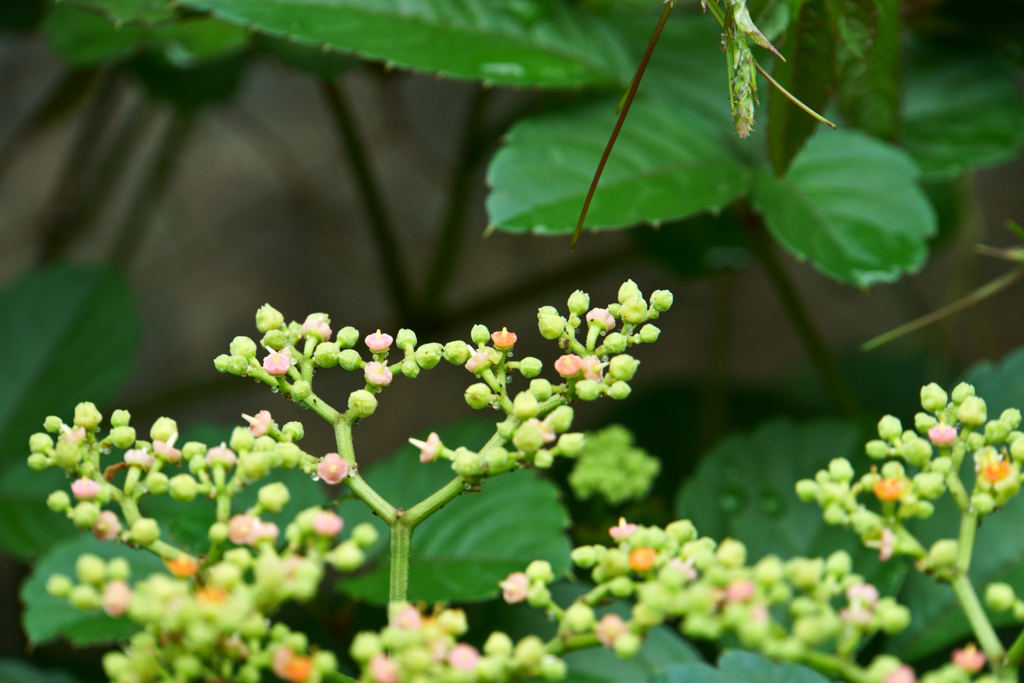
[0, 264, 139, 559]
[253, 33, 359, 79]
[834, 0, 901, 139]
[22, 534, 166, 646]
[902, 44, 1024, 180]
[752, 129, 937, 287]
[654, 651, 829, 683]
[336, 420, 572, 605]
[487, 99, 749, 235]
[0, 660, 79, 683]
[66, 0, 175, 24]
[44, 2, 248, 67]
[768, 0, 835, 173]
[179, 0, 633, 88]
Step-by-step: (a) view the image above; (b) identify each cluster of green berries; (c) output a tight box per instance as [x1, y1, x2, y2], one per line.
[567, 425, 661, 505]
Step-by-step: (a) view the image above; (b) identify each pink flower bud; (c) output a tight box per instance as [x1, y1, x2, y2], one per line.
[499, 571, 530, 604]
[301, 316, 332, 342]
[447, 644, 480, 671]
[878, 528, 895, 562]
[263, 348, 292, 376]
[464, 351, 491, 374]
[409, 432, 442, 463]
[586, 308, 616, 332]
[595, 613, 628, 648]
[273, 647, 297, 681]
[229, 514, 259, 545]
[883, 665, 917, 683]
[581, 355, 604, 381]
[317, 453, 350, 484]
[393, 605, 422, 631]
[846, 583, 879, 608]
[71, 477, 102, 500]
[525, 418, 555, 443]
[554, 354, 584, 377]
[369, 654, 398, 683]
[206, 444, 237, 468]
[124, 449, 154, 470]
[951, 644, 986, 674]
[667, 558, 697, 582]
[725, 580, 755, 603]
[92, 510, 121, 541]
[365, 330, 394, 352]
[250, 520, 279, 545]
[364, 361, 393, 386]
[928, 424, 957, 447]
[313, 511, 344, 537]
[839, 606, 874, 627]
[65, 427, 86, 444]
[153, 432, 181, 464]
[491, 328, 517, 349]
[243, 410, 273, 438]
[609, 517, 638, 542]
[102, 580, 132, 617]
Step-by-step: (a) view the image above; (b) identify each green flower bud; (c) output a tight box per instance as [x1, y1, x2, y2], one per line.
[43, 416, 63, 433]
[1013, 437, 1024, 462]
[27, 453, 49, 471]
[556, 432, 585, 457]
[538, 311, 566, 340]
[972, 492, 996, 515]
[415, 343, 443, 369]
[130, 518, 160, 546]
[291, 380, 312, 401]
[230, 336, 257, 360]
[451, 449, 482, 477]
[877, 416, 902, 441]
[262, 329, 289, 351]
[575, 380, 601, 401]
[71, 502, 100, 529]
[920, 383, 948, 413]
[327, 541, 365, 572]
[985, 419, 1012, 444]
[227, 355, 249, 375]
[876, 599, 911, 634]
[785, 558, 823, 591]
[513, 391, 540, 420]
[111, 410, 131, 428]
[851, 509, 882, 536]
[538, 655, 567, 681]
[350, 632, 383, 663]
[666, 520, 697, 543]
[825, 550, 852, 577]
[513, 422, 545, 453]
[568, 290, 590, 315]
[985, 582, 1016, 612]
[333, 349, 359, 371]
[149, 417, 178, 443]
[348, 390, 378, 419]
[822, 504, 847, 526]
[951, 382, 975, 405]
[530, 379, 552, 401]
[206, 523, 227, 544]
[795, 479, 818, 502]
[533, 449, 554, 468]
[257, 482, 290, 513]
[618, 280, 641, 304]
[613, 632, 642, 659]
[527, 583, 551, 609]
[601, 332, 628, 355]
[47, 490, 71, 513]
[958, 396, 987, 427]
[69, 584, 101, 611]
[571, 546, 597, 568]
[444, 340, 472, 365]
[214, 354, 232, 373]
[717, 539, 747, 568]
[524, 560, 553, 584]
[928, 539, 958, 568]
[620, 297, 648, 325]
[145, 472, 168, 495]
[74, 402, 102, 430]
[238, 451, 271, 480]
[650, 289, 673, 312]
[915, 412, 938, 433]
[313, 342, 340, 368]
[608, 381, 632, 400]
[172, 655, 203, 680]
[483, 631, 514, 657]
[514, 635, 546, 668]
[903, 437, 933, 468]
[1002, 408, 1023, 431]
[331, 326, 357, 349]
[227, 426, 253, 453]
[609, 355, 639, 382]
[930, 456, 953, 474]
[256, 304, 285, 333]
[103, 558, 129, 583]
[564, 603, 595, 632]
[912, 472, 945, 500]
[107, 426, 135, 450]
[519, 357, 542, 378]
[53, 440, 81, 470]
[827, 458, 854, 482]
[471, 324, 490, 346]
[464, 383, 493, 410]
[639, 325, 660, 343]
[279, 422, 303, 442]
[46, 574, 73, 598]
[76, 553, 106, 584]
[350, 522, 380, 548]
[29, 433, 53, 454]
[395, 328, 417, 351]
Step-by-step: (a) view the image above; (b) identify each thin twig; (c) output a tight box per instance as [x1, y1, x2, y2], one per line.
[570, 1, 675, 252]
[753, 60, 836, 129]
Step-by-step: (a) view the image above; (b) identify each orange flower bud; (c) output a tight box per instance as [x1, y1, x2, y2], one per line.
[873, 477, 905, 503]
[165, 555, 199, 578]
[196, 586, 228, 604]
[491, 328, 517, 349]
[283, 656, 313, 683]
[983, 460, 1011, 483]
[629, 546, 657, 572]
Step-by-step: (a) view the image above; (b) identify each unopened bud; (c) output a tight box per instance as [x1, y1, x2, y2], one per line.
[519, 357, 542, 378]
[347, 390, 378, 419]
[444, 341, 471, 365]
[958, 397, 987, 427]
[415, 343, 443, 369]
[465, 383, 493, 410]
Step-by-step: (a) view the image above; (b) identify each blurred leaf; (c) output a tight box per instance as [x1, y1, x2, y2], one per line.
[768, 0, 835, 174]
[67, 0, 175, 24]
[180, 0, 633, 88]
[253, 33, 359, 79]
[0, 0, 46, 31]
[487, 99, 749, 235]
[902, 43, 1024, 180]
[653, 651, 829, 683]
[131, 52, 247, 111]
[0, 660, 79, 683]
[834, 0, 901, 139]
[961, 345, 1024, 415]
[632, 210, 753, 280]
[562, 626, 702, 682]
[22, 534, 165, 646]
[0, 264, 139, 559]
[44, 3, 248, 67]
[753, 129, 937, 287]
[336, 420, 572, 605]
[908, 0, 1024, 66]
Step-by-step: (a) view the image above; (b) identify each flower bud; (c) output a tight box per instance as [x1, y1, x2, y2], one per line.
[29, 433, 53, 454]
[145, 472, 168, 495]
[148, 417, 176, 444]
[877, 416, 902, 441]
[328, 541, 365, 571]
[69, 584, 101, 611]
[513, 391, 540, 420]
[106, 426, 135, 450]
[71, 502, 100, 529]
[332, 326, 358, 349]
[556, 432, 585, 457]
[958, 397, 987, 427]
[169, 474, 197, 502]
[73, 402, 102, 430]
[928, 539, 958, 568]
[903, 437, 933, 467]
[291, 380, 312, 401]
[453, 449, 484, 477]
[395, 328, 417, 351]
[985, 419, 1012, 444]
[350, 632, 383, 663]
[351, 522, 380, 548]
[348, 390, 378, 418]
[786, 558, 824, 591]
[1003, 408, 1023, 430]
[46, 574, 73, 598]
[826, 550, 852, 577]
[526, 560, 554, 583]
[915, 412, 938, 433]
[444, 340, 471, 365]
[256, 304, 285, 333]
[415, 343, 443, 369]
[530, 379, 553, 402]
[471, 324, 490, 346]
[985, 582, 1016, 612]
[75, 553, 106, 585]
[483, 632, 513, 657]
[613, 632, 642, 659]
[464, 383, 493, 410]
[258, 482, 290, 513]
[47, 490, 71, 513]
[920, 383, 948, 413]
[27, 453, 48, 471]
[130, 518, 160, 546]
[876, 599, 911, 634]
[109, 410, 130, 428]
[230, 336, 257, 360]
[571, 546, 597, 568]
[951, 382, 974, 404]
[513, 422, 545, 453]
[575, 380, 601, 401]
[334, 349, 360, 372]
[43, 416, 63, 433]
[972, 492, 996, 515]
[538, 310, 566, 340]
[312, 342, 340, 368]
[564, 603, 595, 632]
[639, 325, 660, 343]
[717, 539, 747, 568]
[567, 290, 590, 316]
[650, 289, 673, 312]
[619, 297, 648, 325]
[213, 354, 232, 373]
[519, 357, 542, 378]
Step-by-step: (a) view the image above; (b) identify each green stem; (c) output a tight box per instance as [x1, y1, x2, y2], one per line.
[742, 210, 859, 416]
[545, 632, 599, 656]
[333, 421, 397, 524]
[403, 476, 468, 529]
[389, 522, 412, 604]
[798, 650, 872, 683]
[950, 573, 1005, 665]
[957, 511, 978, 574]
[1004, 628, 1024, 669]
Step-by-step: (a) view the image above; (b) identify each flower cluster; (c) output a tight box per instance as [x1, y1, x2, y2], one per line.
[567, 425, 661, 505]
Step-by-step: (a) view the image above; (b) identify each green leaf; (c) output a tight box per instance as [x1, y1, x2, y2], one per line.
[562, 627, 702, 682]
[0, 264, 139, 559]
[752, 129, 937, 287]
[632, 210, 753, 280]
[834, 0, 901, 140]
[487, 99, 749, 235]
[902, 44, 1024, 180]
[22, 534, 166, 646]
[66, 0, 176, 24]
[654, 651, 829, 683]
[44, 2, 248, 67]
[253, 33, 359, 79]
[961, 345, 1024, 416]
[179, 0, 633, 88]
[131, 52, 248, 111]
[767, 0, 835, 174]
[0, 660, 79, 683]
[336, 420, 572, 605]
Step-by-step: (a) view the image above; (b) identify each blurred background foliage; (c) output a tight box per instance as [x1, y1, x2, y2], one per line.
[2, 0, 1024, 680]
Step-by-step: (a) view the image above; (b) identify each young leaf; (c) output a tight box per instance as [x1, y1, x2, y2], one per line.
[0, 660, 79, 683]
[486, 99, 749, 235]
[66, 0, 176, 24]
[752, 129, 937, 287]
[179, 0, 634, 88]
[654, 651, 830, 683]
[767, 0, 835, 174]
[335, 420, 572, 605]
[834, 0, 901, 140]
